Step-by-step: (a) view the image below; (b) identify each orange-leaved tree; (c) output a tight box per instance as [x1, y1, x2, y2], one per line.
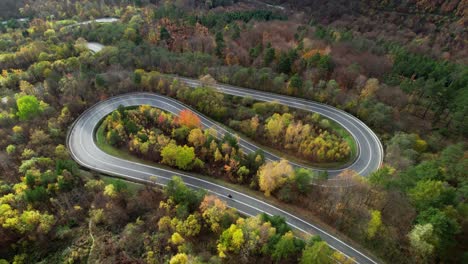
[177, 109, 201, 129]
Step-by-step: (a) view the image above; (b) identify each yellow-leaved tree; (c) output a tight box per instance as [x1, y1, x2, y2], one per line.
[169, 253, 188, 264]
[258, 159, 295, 197]
[217, 223, 245, 258]
[217, 216, 276, 260]
[367, 210, 382, 239]
[199, 195, 236, 233]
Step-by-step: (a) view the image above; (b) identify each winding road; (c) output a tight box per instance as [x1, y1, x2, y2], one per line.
[179, 78, 383, 178]
[68, 92, 382, 264]
[66, 18, 384, 264]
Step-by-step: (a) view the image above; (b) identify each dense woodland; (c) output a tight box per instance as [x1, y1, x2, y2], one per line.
[0, 0, 467, 263]
[265, 0, 468, 64]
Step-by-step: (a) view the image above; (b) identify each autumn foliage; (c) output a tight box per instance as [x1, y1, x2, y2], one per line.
[177, 109, 201, 129]
[258, 159, 295, 197]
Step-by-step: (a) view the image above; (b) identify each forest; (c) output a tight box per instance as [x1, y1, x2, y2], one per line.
[0, 0, 467, 263]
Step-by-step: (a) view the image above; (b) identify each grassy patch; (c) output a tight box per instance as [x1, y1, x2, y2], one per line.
[96, 123, 144, 163]
[328, 120, 358, 163]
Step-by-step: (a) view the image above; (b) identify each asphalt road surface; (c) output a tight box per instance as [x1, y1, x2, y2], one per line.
[67, 90, 382, 264]
[85, 42, 105, 53]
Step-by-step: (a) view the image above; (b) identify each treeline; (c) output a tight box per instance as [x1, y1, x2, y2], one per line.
[152, 4, 285, 26]
[198, 9, 286, 29]
[267, 0, 467, 16]
[19, 0, 150, 20]
[265, 0, 467, 62]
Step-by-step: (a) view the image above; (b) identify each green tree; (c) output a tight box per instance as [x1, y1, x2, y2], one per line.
[260, 214, 291, 235]
[95, 74, 107, 88]
[409, 180, 455, 211]
[215, 31, 225, 57]
[164, 176, 204, 215]
[307, 52, 321, 67]
[133, 70, 142, 84]
[107, 129, 123, 146]
[300, 241, 333, 264]
[294, 168, 313, 194]
[6, 144, 16, 155]
[181, 87, 227, 119]
[317, 55, 333, 72]
[249, 43, 262, 59]
[288, 74, 303, 92]
[160, 26, 171, 40]
[43, 29, 55, 40]
[273, 231, 302, 262]
[231, 23, 240, 39]
[368, 166, 395, 189]
[439, 143, 466, 182]
[236, 166, 250, 181]
[24, 186, 48, 203]
[124, 27, 137, 42]
[416, 208, 460, 253]
[16, 95, 41, 121]
[161, 143, 196, 170]
[264, 45, 275, 66]
[278, 52, 292, 74]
